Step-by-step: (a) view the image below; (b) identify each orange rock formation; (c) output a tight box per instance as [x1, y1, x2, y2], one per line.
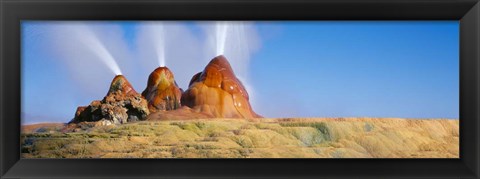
[181, 55, 261, 118]
[142, 67, 183, 112]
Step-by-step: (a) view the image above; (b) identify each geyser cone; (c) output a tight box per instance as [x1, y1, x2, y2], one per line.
[142, 67, 183, 112]
[69, 75, 149, 125]
[108, 75, 138, 96]
[181, 55, 261, 118]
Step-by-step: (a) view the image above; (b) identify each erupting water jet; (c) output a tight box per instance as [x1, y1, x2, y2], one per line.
[75, 26, 123, 75]
[216, 22, 228, 56]
[149, 23, 166, 67]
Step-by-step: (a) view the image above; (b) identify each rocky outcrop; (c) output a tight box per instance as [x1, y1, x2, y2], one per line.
[142, 67, 183, 113]
[181, 55, 261, 118]
[69, 75, 150, 125]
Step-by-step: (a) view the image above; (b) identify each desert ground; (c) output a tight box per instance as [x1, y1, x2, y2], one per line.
[21, 118, 459, 158]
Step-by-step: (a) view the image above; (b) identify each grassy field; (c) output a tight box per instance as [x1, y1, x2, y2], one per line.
[21, 118, 459, 158]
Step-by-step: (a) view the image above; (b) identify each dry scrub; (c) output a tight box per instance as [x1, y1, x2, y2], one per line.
[21, 118, 459, 158]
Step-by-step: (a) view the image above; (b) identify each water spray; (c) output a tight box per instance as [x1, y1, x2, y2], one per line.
[216, 22, 228, 56]
[75, 26, 123, 75]
[150, 23, 166, 67]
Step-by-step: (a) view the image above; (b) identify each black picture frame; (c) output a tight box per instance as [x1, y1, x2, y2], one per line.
[1, 0, 479, 178]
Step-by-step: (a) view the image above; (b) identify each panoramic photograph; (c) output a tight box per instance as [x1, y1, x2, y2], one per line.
[21, 21, 459, 158]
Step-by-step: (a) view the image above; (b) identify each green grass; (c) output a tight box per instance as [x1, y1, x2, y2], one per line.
[279, 122, 333, 142]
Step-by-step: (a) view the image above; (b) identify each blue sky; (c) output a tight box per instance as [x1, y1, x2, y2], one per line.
[21, 21, 459, 124]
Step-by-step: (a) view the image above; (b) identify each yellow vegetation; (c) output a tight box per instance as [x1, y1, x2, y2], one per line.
[21, 118, 459, 158]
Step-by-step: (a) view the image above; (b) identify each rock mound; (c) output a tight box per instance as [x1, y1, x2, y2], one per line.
[181, 55, 261, 118]
[142, 67, 183, 113]
[69, 75, 150, 125]
[108, 75, 138, 96]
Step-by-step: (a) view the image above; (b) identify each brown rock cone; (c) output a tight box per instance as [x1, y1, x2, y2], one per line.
[181, 55, 261, 118]
[69, 75, 149, 125]
[107, 75, 138, 96]
[142, 67, 183, 113]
